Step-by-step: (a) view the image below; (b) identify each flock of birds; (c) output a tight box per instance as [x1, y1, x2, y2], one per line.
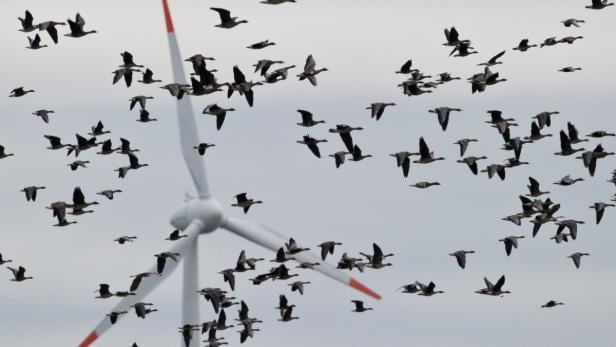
[3, 0, 616, 346]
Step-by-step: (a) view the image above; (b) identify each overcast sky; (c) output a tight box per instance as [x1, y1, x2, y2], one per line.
[1, 0, 616, 346]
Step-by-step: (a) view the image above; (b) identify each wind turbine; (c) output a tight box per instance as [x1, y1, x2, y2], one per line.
[78, 1, 380, 346]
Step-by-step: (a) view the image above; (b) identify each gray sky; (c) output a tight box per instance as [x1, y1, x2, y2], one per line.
[1, 0, 616, 346]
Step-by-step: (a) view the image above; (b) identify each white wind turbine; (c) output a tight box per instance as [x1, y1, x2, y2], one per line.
[78, 1, 380, 346]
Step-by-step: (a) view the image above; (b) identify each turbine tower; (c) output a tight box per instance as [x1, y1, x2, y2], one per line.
[78, 1, 380, 346]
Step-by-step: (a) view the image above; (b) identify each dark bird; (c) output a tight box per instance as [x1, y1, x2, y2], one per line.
[26, 34, 47, 49]
[367, 102, 396, 121]
[8, 266, 33, 282]
[32, 109, 54, 123]
[558, 66, 582, 73]
[586, 0, 614, 10]
[317, 241, 342, 260]
[106, 311, 127, 324]
[289, 281, 310, 295]
[589, 202, 615, 224]
[416, 281, 445, 296]
[129, 272, 158, 292]
[428, 107, 462, 131]
[114, 236, 137, 245]
[18, 10, 36, 32]
[390, 151, 415, 178]
[475, 275, 510, 296]
[443, 27, 462, 46]
[155, 252, 180, 274]
[499, 236, 524, 256]
[513, 39, 537, 52]
[349, 145, 372, 162]
[351, 300, 373, 312]
[138, 68, 162, 84]
[296, 109, 325, 127]
[166, 229, 188, 241]
[555, 131, 585, 156]
[112, 67, 141, 87]
[129, 95, 153, 110]
[449, 250, 475, 269]
[478, 50, 506, 66]
[131, 302, 157, 319]
[64, 13, 96, 38]
[9, 87, 34, 97]
[410, 181, 441, 189]
[219, 269, 236, 291]
[136, 109, 157, 123]
[454, 138, 478, 157]
[527, 177, 549, 197]
[457, 156, 487, 175]
[210, 8, 248, 28]
[553, 175, 583, 186]
[297, 135, 327, 158]
[20, 186, 45, 202]
[231, 193, 262, 214]
[415, 137, 445, 164]
[396, 59, 417, 74]
[247, 40, 275, 49]
[562, 18, 585, 27]
[361, 243, 393, 269]
[568, 252, 589, 268]
[194, 143, 215, 156]
[0, 254, 13, 265]
[37, 21, 65, 44]
[203, 104, 235, 130]
[297, 55, 328, 86]
[97, 189, 122, 200]
[542, 300, 564, 308]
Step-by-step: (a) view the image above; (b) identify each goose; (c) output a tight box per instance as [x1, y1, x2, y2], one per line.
[443, 27, 462, 46]
[115, 138, 139, 154]
[390, 151, 416, 178]
[67, 133, 100, 157]
[106, 311, 128, 324]
[89, 121, 110, 136]
[95, 284, 115, 298]
[43, 135, 69, 150]
[297, 55, 328, 86]
[166, 229, 188, 241]
[194, 143, 215, 156]
[276, 294, 296, 316]
[114, 236, 137, 245]
[203, 104, 235, 130]
[429, 107, 462, 131]
[450, 41, 478, 57]
[64, 13, 96, 38]
[119, 51, 144, 68]
[568, 252, 589, 268]
[296, 109, 324, 127]
[577, 144, 614, 176]
[96, 189, 122, 200]
[289, 281, 310, 295]
[361, 243, 393, 269]
[349, 145, 372, 161]
[189, 76, 222, 96]
[272, 247, 294, 263]
[219, 269, 236, 291]
[513, 39, 537, 52]
[559, 66, 582, 72]
[47, 201, 71, 219]
[328, 151, 348, 168]
[499, 236, 524, 256]
[554, 175, 583, 186]
[400, 81, 432, 96]
[297, 135, 327, 158]
[559, 36, 583, 44]
[72, 187, 99, 210]
[396, 59, 418, 74]
[155, 252, 180, 274]
[415, 137, 444, 164]
[247, 40, 275, 49]
[0, 254, 13, 265]
[436, 72, 461, 83]
[228, 65, 261, 106]
[587, 130, 616, 138]
[178, 324, 201, 347]
[131, 302, 157, 319]
[449, 250, 475, 269]
[416, 281, 445, 296]
[317, 241, 342, 261]
[54, 214, 77, 227]
[556, 219, 585, 240]
[457, 156, 487, 175]
[410, 181, 440, 189]
[454, 139, 478, 157]
[504, 157, 530, 169]
[531, 212, 560, 237]
[214, 309, 234, 331]
[68, 160, 90, 171]
[475, 275, 510, 296]
[261, 0, 296, 4]
[253, 59, 284, 76]
[26, 34, 47, 49]
[231, 193, 262, 214]
[589, 202, 615, 224]
[7, 266, 33, 282]
[119, 152, 148, 174]
[185, 53, 215, 71]
[337, 252, 364, 272]
[285, 238, 310, 255]
[112, 67, 141, 87]
[555, 130, 585, 156]
[129, 95, 153, 110]
[540, 37, 561, 48]
[478, 50, 506, 66]
[238, 325, 260, 344]
[18, 10, 36, 32]
[138, 68, 161, 84]
[234, 250, 263, 272]
[210, 8, 248, 28]
[263, 65, 296, 84]
[525, 122, 552, 141]
[136, 109, 157, 122]
[398, 283, 421, 294]
[271, 264, 299, 280]
[329, 124, 362, 152]
[9, 87, 34, 97]
[586, 0, 614, 9]
[97, 139, 116, 155]
[367, 102, 396, 121]
[550, 232, 571, 244]
[534, 111, 559, 129]
[562, 18, 585, 27]
[542, 300, 564, 308]
[483, 67, 507, 86]
[351, 300, 373, 312]
[37, 21, 65, 44]
[527, 177, 549, 197]
[21, 186, 46, 202]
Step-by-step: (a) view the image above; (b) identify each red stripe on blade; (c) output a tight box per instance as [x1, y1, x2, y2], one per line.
[349, 278, 381, 300]
[78, 330, 98, 347]
[162, 0, 175, 33]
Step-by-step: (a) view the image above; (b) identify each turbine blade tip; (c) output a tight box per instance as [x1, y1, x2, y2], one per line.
[79, 330, 98, 347]
[349, 277, 381, 300]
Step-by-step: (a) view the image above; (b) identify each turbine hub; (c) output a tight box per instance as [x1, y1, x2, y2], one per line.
[170, 198, 224, 233]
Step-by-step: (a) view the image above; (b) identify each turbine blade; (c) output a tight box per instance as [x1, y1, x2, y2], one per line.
[164, 0, 210, 199]
[221, 217, 381, 300]
[78, 219, 204, 347]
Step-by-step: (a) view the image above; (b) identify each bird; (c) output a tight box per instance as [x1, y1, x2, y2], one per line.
[513, 39, 537, 52]
[398, 283, 421, 294]
[328, 151, 348, 168]
[553, 175, 583, 186]
[231, 193, 262, 214]
[542, 300, 564, 308]
[0, 254, 13, 265]
[351, 300, 373, 312]
[478, 50, 506, 66]
[43, 135, 70, 150]
[555, 131, 585, 156]
[194, 143, 216, 156]
[227, 65, 261, 107]
[525, 122, 552, 141]
[475, 275, 510, 296]
[589, 202, 615, 224]
[578, 144, 614, 176]
[97, 190, 122, 200]
[329, 124, 363, 152]
[136, 109, 157, 123]
[390, 151, 415, 178]
[349, 145, 372, 162]
[414, 137, 445, 164]
[534, 111, 559, 129]
[155, 252, 180, 274]
[587, 130, 616, 138]
[9, 87, 34, 97]
[129, 272, 158, 292]
[64, 13, 96, 38]
[7, 266, 33, 282]
[360, 243, 393, 269]
[18, 10, 36, 32]
[106, 311, 128, 324]
[112, 67, 141, 88]
[450, 40, 478, 57]
[72, 187, 99, 210]
[297, 55, 328, 86]
[261, 0, 297, 4]
[114, 236, 137, 245]
[89, 121, 111, 136]
[568, 252, 589, 269]
[410, 181, 441, 189]
[416, 281, 445, 296]
[297, 135, 327, 158]
[119, 51, 144, 68]
[210, 8, 248, 28]
[247, 40, 275, 49]
[481, 164, 506, 180]
[296, 110, 324, 127]
[428, 107, 462, 131]
[219, 269, 236, 291]
[499, 236, 524, 256]
[26, 34, 47, 49]
[131, 302, 157, 319]
[31, 109, 54, 123]
[138, 68, 162, 84]
[540, 37, 561, 48]
[202, 104, 235, 130]
[37, 21, 65, 44]
[454, 139, 478, 157]
[527, 177, 549, 197]
[367, 103, 396, 121]
[115, 138, 140, 155]
[95, 284, 115, 299]
[559, 66, 582, 73]
[317, 241, 342, 261]
[20, 186, 45, 202]
[457, 156, 487, 175]
[559, 36, 584, 44]
[586, 0, 614, 10]
[289, 281, 310, 295]
[68, 160, 90, 171]
[449, 250, 475, 269]
[443, 27, 462, 46]
[166, 229, 188, 241]
[129, 95, 153, 110]
[562, 18, 585, 27]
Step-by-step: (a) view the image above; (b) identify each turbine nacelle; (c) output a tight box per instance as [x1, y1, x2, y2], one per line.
[170, 198, 223, 233]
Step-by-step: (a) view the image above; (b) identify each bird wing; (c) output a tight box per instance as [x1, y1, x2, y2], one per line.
[233, 65, 246, 84]
[304, 55, 316, 72]
[210, 7, 232, 22]
[419, 137, 430, 158]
